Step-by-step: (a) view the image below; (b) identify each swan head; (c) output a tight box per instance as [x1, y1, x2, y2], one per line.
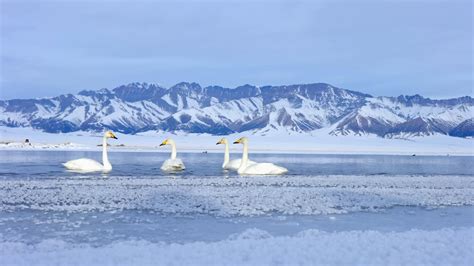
[159, 138, 175, 146]
[105, 131, 118, 139]
[233, 137, 248, 144]
[216, 138, 228, 145]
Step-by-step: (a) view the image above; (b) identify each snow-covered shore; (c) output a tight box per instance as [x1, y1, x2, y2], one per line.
[0, 126, 472, 155]
[2, 227, 472, 266]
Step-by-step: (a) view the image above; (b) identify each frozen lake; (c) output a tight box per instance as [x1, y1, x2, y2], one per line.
[0, 151, 473, 265]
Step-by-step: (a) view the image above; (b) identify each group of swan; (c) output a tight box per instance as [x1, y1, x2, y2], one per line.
[216, 137, 287, 174]
[215, 137, 255, 170]
[231, 137, 288, 175]
[63, 131, 288, 175]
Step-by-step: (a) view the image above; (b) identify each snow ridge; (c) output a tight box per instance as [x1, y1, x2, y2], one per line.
[0, 82, 472, 138]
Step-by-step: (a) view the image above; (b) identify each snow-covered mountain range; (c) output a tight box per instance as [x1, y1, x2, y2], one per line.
[1, 82, 472, 138]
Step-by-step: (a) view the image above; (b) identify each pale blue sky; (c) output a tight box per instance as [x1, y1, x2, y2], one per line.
[1, 0, 472, 99]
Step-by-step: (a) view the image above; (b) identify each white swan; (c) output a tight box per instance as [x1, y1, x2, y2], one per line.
[63, 131, 118, 172]
[216, 137, 255, 170]
[160, 138, 185, 171]
[233, 137, 288, 175]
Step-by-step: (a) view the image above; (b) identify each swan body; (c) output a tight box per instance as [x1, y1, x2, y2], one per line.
[224, 158, 246, 170]
[237, 162, 288, 175]
[216, 138, 255, 170]
[63, 158, 106, 172]
[63, 131, 117, 172]
[160, 138, 185, 171]
[161, 158, 186, 171]
[233, 137, 288, 175]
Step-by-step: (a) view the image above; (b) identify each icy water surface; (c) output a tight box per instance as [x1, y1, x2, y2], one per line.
[1, 206, 472, 246]
[1, 150, 473, 178]
[0, 151, 473, 265]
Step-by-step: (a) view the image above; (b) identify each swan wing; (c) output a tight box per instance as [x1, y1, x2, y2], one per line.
[161, 158, 186, 171]
[241, 162, 288, 175]
[225, 159, 256, 170]
[63, 158, 104, 172]
[225, 159, 242, 170]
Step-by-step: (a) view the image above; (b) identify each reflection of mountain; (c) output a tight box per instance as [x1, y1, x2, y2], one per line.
[1, 82, 473, 138]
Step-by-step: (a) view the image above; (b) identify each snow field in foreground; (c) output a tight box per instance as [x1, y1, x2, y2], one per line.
[1, 175, 473, 215]
[1, 227, 472, 266]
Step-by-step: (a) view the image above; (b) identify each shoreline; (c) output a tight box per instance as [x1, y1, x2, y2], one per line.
[0, 144, 472, 156]
[1, 126, 473, 156]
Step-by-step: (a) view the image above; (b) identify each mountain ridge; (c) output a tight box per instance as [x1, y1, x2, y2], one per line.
[1, 82, 472, 138]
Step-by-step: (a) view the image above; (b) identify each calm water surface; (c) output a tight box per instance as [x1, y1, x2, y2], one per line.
[0, 150, 473, 178]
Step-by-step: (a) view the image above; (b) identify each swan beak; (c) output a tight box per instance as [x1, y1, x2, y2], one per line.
[160, 140, 168, 146]
[112, 136, 118, 139]
[233, 140, 241, 144]
[159, 143, 165, 146]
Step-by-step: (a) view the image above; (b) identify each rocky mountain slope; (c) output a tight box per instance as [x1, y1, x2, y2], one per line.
[1, 82, 472, 138]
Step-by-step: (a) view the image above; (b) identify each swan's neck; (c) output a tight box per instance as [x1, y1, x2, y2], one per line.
[102, 137, 111, 169]
[223, 142, 230, 167]
[239, 142, 249, 170]
[170, 141, 177, 160]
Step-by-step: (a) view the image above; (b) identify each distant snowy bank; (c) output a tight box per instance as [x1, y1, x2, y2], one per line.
[0, 126, 472, 155]
[2, 227, 472, 266]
